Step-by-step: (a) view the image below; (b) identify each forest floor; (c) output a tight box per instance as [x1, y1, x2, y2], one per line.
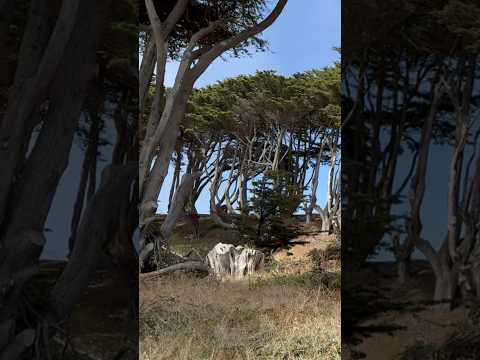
[342, 261, 471, 360]
[139, 217, 341, 360]
[33, 260, 135, 360]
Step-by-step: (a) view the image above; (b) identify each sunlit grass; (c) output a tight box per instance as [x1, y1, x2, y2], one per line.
[140, 253, 340, 360]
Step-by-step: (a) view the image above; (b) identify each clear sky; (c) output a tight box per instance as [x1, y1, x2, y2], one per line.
[159, 0, 341, 214]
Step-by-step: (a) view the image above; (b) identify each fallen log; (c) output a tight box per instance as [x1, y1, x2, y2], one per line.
[139, 261, 210, 281]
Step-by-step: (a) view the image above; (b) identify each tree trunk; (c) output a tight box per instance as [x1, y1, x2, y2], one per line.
[49, 163, 136, 322]
[473, 262, 480, 298]
[391, 234, 412, 284]
[469, 232, 480, 298]
[0, 328, 36, 360]
[168, 150, 182, 210]
[68, 110, 100, 256]
[210, 210, 236, 230]
[140, 261, 210, 281]
[318, 206, 330, 232]
[139, 35, 156, 116]
[307, 138, 325, 224]
[139, 172, 200, 270]
[433, 271, 456, 308]
[206, 243, 264, 280]
[405, 81, 447, 303]
[396, 258, 410, 284]
[305, 212, 312, 225]
[0, 0, 109, 355]
[239, 174, 249, 215]
[0, 0, 93, 225]
[139, 89, 190, 225]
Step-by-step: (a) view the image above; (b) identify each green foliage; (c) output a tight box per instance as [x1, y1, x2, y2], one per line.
[291, 64, 341, 128]
[139, 0, 270, 59]
[249, 170, 304, 247]
[251, 172, 294, 216]
[184, 84, 237, 138]
[183, 67, 340, 147]
[345, 0, 480, 54]
[432, 1, 480, 51]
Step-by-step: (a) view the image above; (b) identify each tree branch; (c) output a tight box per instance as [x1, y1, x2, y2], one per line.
[189, 0, 288, 80]
[140, 261, 210, 281]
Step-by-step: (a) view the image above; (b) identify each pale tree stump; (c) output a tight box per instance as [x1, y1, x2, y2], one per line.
[206, 243, 264, 279]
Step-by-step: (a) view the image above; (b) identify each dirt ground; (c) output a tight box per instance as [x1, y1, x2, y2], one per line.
[34, 261, 135, 360]
[272, 233, 335, 262]
[169, 215, 326, 256]
[342, 261, 470, 360]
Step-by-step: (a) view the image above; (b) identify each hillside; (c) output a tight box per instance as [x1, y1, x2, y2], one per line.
[140, 216, 341, 360]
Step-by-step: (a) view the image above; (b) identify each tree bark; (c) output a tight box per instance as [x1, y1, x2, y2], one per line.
[402, 79, 467, 307]
[168, 150, 182, 210]
[139, 35, 156, 117]
[0, 328, 35, 360]
[206, 243, 264, 280]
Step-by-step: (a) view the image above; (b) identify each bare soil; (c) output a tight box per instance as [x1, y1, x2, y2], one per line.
[272, 233, 334, 262]
[343, 261, 470, 360]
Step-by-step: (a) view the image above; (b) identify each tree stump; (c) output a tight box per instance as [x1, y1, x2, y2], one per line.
[206, 243, 264, 279]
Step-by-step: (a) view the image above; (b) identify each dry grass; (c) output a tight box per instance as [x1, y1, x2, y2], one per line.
[139, 258, 340, 360]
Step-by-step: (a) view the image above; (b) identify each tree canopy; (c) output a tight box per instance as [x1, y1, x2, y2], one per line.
[139, 0, 271, 58]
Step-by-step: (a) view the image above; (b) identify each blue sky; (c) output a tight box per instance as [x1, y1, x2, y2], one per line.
[159, 0, 341, 214]
[164, 0, 341, 88]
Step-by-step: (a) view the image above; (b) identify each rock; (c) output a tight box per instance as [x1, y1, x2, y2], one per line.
[206, 243, 264, 279]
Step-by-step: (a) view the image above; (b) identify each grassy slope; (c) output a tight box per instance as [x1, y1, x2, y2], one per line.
[140, 218, 340, 360]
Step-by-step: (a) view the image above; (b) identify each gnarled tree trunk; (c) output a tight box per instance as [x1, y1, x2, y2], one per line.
[0, 0, 111, 356]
